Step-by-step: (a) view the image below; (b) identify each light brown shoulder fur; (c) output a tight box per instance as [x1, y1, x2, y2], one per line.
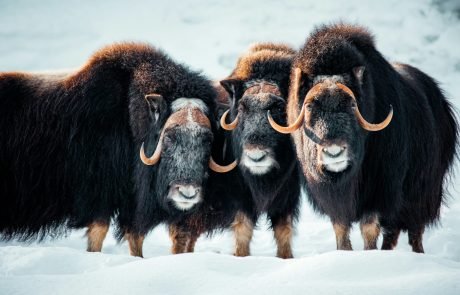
[248, 42, 296, 55]
[231, 42, 295, 80]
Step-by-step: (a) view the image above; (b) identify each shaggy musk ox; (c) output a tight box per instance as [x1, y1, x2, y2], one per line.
[268, 24, 458, 252]
[169, 43, 301, 258]
[0, 43, 233, 256]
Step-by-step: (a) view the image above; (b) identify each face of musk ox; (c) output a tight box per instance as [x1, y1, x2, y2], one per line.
[140, 97, 236, 211]
[268, 68, 393, 183]
[220, 80, 289, 176]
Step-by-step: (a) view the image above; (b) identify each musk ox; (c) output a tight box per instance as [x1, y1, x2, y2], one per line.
[268, 24, 457, 252]
[169, 43, 301, 258]
[0, 43, 233, 256]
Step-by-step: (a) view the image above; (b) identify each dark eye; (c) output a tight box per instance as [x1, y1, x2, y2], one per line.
[238, 101, 247, 112]
[163, 134, 174, 148]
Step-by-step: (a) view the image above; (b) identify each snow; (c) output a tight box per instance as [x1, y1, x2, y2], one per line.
[1, 249, 459, 295]
[1, 0, 460, 294]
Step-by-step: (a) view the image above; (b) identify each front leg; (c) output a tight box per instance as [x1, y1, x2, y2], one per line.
[271, 214, 294, 259]
[86, 220, 110, 252]
[185, 232, 199, 253]
[408, 227, 425, 253]
[332, 222, 352, 250]
[231, 211, 254, 257]
[169, 224, 192, 254]
[359, 214, 380, 250]
[381, 227, 401, 250]
[125, 232, 145, 257]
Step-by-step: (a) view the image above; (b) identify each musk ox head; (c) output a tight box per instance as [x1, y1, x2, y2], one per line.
[268, 68, 393, 183]
[219, 79, 290, 176]
[216, 42, 295, 177]
[139, 96, 235, 211]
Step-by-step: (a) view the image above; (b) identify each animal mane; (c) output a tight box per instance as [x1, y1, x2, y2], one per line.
[230, 42, 295, 97]
[295, 22, 376, 76]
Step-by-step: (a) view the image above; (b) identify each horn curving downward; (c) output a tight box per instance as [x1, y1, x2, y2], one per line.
[336, 83, 393, 131]
[140, 132, 164, 165]
[209, 157, 238, 173]
[220, 110, 239, 131]
[353, 105, 393, 131]
[267, 68, 306, 134]
[267, 106, 305, 134]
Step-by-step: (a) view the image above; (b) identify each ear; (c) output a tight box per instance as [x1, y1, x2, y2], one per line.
[220, 79, 244, 102]
[144, 94, 165, 123]
[353, 66, 365, 85]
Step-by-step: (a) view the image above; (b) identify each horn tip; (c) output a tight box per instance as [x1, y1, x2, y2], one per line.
[220, 109, 238, 131]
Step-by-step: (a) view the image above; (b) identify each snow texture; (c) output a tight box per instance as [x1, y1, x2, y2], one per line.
[1, 0, 460, 294]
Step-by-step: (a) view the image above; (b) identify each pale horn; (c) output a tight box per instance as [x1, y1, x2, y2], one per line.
[220, 110, 239, 131]
[139, 131, 164, 165]
[209, 157, 238, 173]
[267, 68, 307, 134]
[336, 83, 393, 131]
[267, 107, 305, 134]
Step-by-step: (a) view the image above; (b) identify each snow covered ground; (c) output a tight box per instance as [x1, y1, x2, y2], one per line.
[1, 0, 460, 294]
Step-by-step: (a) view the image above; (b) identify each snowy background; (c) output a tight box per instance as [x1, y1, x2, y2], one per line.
[1, 0, 460, 294]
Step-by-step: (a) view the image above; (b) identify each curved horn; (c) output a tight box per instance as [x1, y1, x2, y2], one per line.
[139, 132, 164, 165]
[336, 83, 393, 131]
[267, 106, 305, 134]
[354, 105, 393, 131]
[304, 83, 325, 105]
[209, 157, 238, 173]
[267, 68, 306, 134]
[220, 109, 239, 131]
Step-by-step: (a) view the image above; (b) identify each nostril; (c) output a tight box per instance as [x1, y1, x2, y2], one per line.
[177, 185, 198, 199]
[246, 149, 267, 162]
[323, 145, 346, 158]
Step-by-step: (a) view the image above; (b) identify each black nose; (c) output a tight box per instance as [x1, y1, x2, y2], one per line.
[176, 184, 200, 199]
[245, 149, 268, 162]
[322, 144, 346, 158]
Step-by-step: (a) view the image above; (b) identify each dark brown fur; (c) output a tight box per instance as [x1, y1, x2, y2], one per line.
[0, 43, 218, 257]
[169, 43, 301, 258]
[289, 23, 457, 252]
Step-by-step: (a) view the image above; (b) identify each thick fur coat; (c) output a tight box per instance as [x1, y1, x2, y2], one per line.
[289, 23, 457, 251]
[0, 43, 217, 244]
